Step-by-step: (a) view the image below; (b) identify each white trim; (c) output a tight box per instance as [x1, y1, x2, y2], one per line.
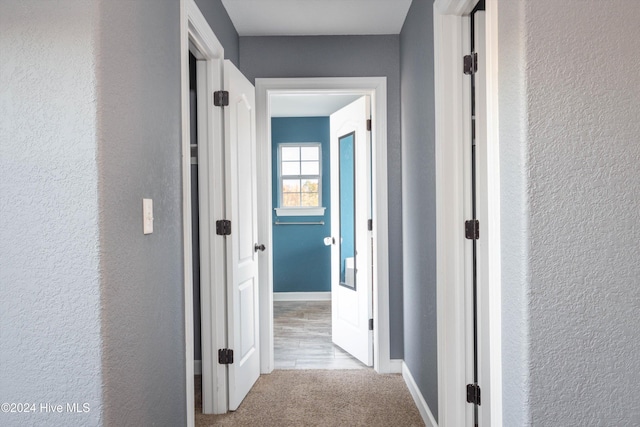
[433, 1, 503, 426]
[179, 2, 195, 425]
[255, 77, 391, 374]
[181, 0, 227, 418]
[277, 142, 323, 209]
[434, 7, 469, 426]
[275, 207, 326, 217]
[484, 2, 503, 426]
[403, 362, 438, 427]
[194, 360, 202, 375]
[255, 78, 275, 376]
[388, 359, 403, 374]
[273, 292, 331, 302]
[435, 0, 478, 15]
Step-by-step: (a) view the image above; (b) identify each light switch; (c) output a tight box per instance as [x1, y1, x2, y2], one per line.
[143, 198, 153, 234]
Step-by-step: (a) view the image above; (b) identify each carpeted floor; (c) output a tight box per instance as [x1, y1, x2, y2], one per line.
[196, 370, 424, 426]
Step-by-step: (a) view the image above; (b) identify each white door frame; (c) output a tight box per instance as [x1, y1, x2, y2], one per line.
[180, 0, 227, 421]
[255, 77, 393, 374]
[434, 0, 502, 426]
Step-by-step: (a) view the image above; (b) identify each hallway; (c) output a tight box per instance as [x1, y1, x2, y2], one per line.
[194, 300, 424, 426]
[273, 300, 365, 370]
[194, 370, 424, 426]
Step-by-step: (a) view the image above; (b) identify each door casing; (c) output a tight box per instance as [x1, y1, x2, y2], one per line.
[181, 0, 228, 421]
[255, 77, 395, 374]
[433, 0, 502, 426]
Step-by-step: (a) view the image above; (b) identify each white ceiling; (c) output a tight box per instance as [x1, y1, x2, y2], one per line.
[270, 94, 362, 117]
[220, 0, 413, 36]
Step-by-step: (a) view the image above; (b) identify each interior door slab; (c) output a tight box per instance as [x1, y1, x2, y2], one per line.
[224, 59, 260, 411]
[329, 96, 373, 366]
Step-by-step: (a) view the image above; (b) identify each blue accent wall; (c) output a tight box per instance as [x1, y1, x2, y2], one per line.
[272, 117, 331, 292]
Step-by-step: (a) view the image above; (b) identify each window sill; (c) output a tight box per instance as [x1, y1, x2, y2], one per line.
[275, 207, 326, 217]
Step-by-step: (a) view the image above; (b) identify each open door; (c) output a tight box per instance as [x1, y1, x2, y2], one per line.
[223, 60, 260, 411]
[329, 96, 373, 366]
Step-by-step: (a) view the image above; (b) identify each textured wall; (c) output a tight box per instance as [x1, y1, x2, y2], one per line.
[399, 0, 438, 420]
[271, 117, 332, 293]
[194, 0, 239, 66]
[498, 1, 531, 425]
[0, 1, 103, 426]
[239, 35, 404, 359]
[97, 0, 186, 425]
[500, 0, 640, 424]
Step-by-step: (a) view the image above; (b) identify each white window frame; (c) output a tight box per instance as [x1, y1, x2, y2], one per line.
[275, 142, 326, 216]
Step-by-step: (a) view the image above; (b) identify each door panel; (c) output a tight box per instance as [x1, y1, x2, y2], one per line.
[330, 96, 373, 366]
[224, 60, 260, 411]
[238, 278, 256, 360]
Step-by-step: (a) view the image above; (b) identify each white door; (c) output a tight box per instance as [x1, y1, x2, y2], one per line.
[330, 96, 373, 366]
[223, 60, 260, 411]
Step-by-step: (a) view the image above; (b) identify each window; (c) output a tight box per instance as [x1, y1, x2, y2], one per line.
[277, 144, 324, 215]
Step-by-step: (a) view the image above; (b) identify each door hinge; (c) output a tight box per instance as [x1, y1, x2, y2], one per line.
[466, 383, 481, 405]
[465, 219, 479, 240]
[368, 219, 373, 231]
[216, 220, 231, 236]
[366, 119, 372, 131]
[369, 318, 374, 331]
[218, 348, 234, 365]
[463, 52, 478, 75]
[213, 90, 229, 107]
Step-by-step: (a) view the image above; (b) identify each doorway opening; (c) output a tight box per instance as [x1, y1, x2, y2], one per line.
[255, 77, 395, 376]
[268, 94, 372, 370]
[188, 48, 204, 409]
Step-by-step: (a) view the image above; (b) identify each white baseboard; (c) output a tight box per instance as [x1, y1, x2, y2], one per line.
[402, 361, 438, 427]
[273, 292, 331, 301]
[389, 359, 403, 374]
[194, 360, 201, 375]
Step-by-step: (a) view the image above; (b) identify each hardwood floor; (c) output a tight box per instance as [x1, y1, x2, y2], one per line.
[273, 300, 367, 370]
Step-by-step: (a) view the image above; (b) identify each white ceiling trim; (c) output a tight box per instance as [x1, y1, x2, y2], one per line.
[221, 0, 413, 36]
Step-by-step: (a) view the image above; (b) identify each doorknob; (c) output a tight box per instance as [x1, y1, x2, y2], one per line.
[254, 243, 266, 252]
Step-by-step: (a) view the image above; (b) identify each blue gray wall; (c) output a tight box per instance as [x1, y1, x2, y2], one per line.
[240, 35, 404, 359]
[1, 0, 197, 425]
[399, 0, 438, 419]
[271, 117, 331, 293]
[0, 2, 103, 425]
[97, 0, 185, 425]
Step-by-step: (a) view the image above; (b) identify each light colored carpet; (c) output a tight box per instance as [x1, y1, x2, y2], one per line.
[196, 370, 424, 426]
